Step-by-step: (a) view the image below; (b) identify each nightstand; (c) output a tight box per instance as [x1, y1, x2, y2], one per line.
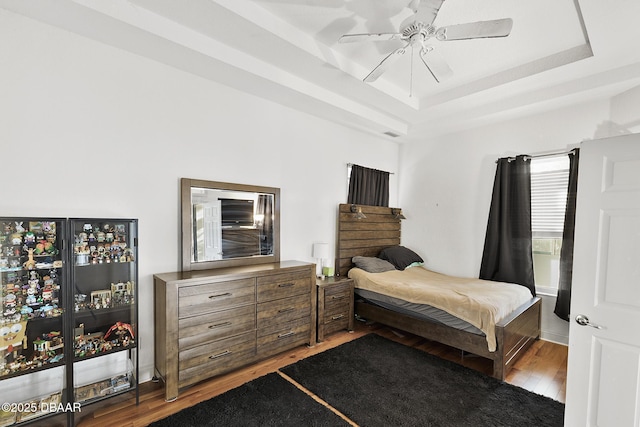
[316, 276, 354, 341]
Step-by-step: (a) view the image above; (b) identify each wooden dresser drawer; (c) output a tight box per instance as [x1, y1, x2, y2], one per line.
[178, 278, 255, 318]
[257, 293, 310, 328]
[257, 271, 311, 302]
[323, 283, 351, 312]
[179, 305, 256, 351]
[257, 317, 310, 356]
[322, 306, 350, 328]
[179, 331, 256, 387]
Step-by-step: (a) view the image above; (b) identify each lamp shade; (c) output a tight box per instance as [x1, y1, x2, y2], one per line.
[312, 242, 329, 259]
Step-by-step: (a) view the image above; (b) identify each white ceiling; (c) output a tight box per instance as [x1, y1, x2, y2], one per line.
[3, 0, 640, 142]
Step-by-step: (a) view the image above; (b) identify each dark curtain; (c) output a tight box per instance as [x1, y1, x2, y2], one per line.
[347, 164, 390, 207]
[554, 149, 580, 320]
[479, 155, 535, 296]
[256, 194, 273, 255]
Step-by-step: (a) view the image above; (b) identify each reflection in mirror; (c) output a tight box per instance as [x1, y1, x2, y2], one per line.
[181, 179, 280, 271]
[192, 188, 274, 261]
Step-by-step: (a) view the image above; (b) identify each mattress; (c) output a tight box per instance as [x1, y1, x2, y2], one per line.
[348, 266, 533, 351]
[355, 288, 484, 335]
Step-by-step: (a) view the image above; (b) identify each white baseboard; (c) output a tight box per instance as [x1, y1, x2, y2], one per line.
[541, 330, 569, 346]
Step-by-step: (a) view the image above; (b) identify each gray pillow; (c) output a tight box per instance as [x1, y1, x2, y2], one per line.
[352, 256, 396, 273]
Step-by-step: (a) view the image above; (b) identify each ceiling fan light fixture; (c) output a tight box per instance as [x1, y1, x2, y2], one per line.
[338, 0, 514, 84]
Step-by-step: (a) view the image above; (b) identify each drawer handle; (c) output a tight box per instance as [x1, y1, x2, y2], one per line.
[331, 295, 346, 300]
[277, 331, 295, 339]
[331, 314, 345, 320]
[209, 350, 232, 359]
[278, 283, 294, 288]
[277, 307, 295, 314]
[209, 292, 232, 299]
[208, 321, 232, 329]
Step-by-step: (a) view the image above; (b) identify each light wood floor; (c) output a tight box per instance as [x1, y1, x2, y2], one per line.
[50, 321, 567, 426]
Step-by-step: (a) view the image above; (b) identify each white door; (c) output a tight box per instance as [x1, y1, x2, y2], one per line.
[565, 134, 640, 426]
[193, 202, 222, 261]
[202, 202, 222, 260]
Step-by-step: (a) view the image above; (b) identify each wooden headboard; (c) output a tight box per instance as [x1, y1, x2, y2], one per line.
[336, 204, 402, 277]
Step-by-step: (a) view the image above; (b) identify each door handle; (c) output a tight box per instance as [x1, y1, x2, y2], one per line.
[575, 314, 604, 329]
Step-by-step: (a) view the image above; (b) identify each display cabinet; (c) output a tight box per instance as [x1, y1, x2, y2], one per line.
[0, 217, 68, 426]
[68, 218, 138, 420]
[0, 217, 138, 426]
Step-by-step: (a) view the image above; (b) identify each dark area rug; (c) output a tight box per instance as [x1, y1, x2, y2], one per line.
[281, 334, 565, 427]
[149, 372, 349, 427]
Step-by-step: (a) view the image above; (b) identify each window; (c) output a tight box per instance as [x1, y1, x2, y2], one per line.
[346, 164, 390, 207]
[530, 156, 570, 294]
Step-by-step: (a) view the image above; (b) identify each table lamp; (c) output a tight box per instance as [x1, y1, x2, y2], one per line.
[312, 242, 329, 278]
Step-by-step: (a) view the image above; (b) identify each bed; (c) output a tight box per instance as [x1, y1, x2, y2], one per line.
[336, 204, 541, 380]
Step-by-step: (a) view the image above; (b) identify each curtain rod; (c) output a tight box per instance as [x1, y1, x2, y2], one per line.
[497, 149, 576, 163]
[347, 163, 395, 175]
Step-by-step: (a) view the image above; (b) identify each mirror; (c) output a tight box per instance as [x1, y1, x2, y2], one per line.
[181, 178, 280, 271]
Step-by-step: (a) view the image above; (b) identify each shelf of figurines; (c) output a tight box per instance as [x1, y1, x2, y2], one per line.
[74, 280, 135, 314]
[1, 220, 62, 271]
[1, 268, 63, 326]
[0, 260, 62, 273]
[0, 328, 65, 379]
[73, 222, 134, 267]
[0, 319, 135, 380]
[1, 264, 63, 322]
[1, 278, 134, 377]
[73, 321, 136, 360]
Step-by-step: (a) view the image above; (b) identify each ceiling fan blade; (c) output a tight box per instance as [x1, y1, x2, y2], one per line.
[419, 47, 453, 82]
[400, 0, 444, 30]
[413, 0, 445, 25]
[437, 18, 513, 41]
[364, 43, 410, 82]
[339, 33, 403, 43]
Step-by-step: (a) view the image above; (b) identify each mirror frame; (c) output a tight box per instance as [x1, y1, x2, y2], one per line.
[181, 178, 280, 271]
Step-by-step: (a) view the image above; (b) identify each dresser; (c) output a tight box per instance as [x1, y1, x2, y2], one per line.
[153, 261, 316, 401]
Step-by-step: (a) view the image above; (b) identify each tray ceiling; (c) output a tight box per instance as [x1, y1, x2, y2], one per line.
[2, 0, 640, 141]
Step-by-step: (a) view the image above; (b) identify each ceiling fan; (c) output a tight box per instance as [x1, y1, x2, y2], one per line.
[338, 0, 513, 83]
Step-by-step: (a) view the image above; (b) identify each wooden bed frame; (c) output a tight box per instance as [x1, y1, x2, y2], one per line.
[336, 203, 541, 380]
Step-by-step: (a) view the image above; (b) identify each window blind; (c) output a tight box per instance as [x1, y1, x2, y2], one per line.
[531, 161, 569, 235]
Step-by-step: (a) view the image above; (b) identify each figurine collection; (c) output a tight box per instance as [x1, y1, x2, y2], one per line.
[74, 280, 135, 312]
[1, 221, 64, 324]
[74, 321, 135, 358]
[0, 218, 137, 384]
[73, 222, 134, 265]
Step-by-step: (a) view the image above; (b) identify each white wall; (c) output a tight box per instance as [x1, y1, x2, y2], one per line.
[399, 99, 617, 277]
[609, 84, 640, 133]
[0, 10, 399, 382]
[399, 88, 640, 345]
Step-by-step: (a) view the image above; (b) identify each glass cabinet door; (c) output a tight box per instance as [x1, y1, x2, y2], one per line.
[0, 217, 67, 425]
[69, 218, 138, 406]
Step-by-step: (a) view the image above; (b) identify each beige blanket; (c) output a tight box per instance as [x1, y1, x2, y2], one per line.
[348, 266, 533, 352]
